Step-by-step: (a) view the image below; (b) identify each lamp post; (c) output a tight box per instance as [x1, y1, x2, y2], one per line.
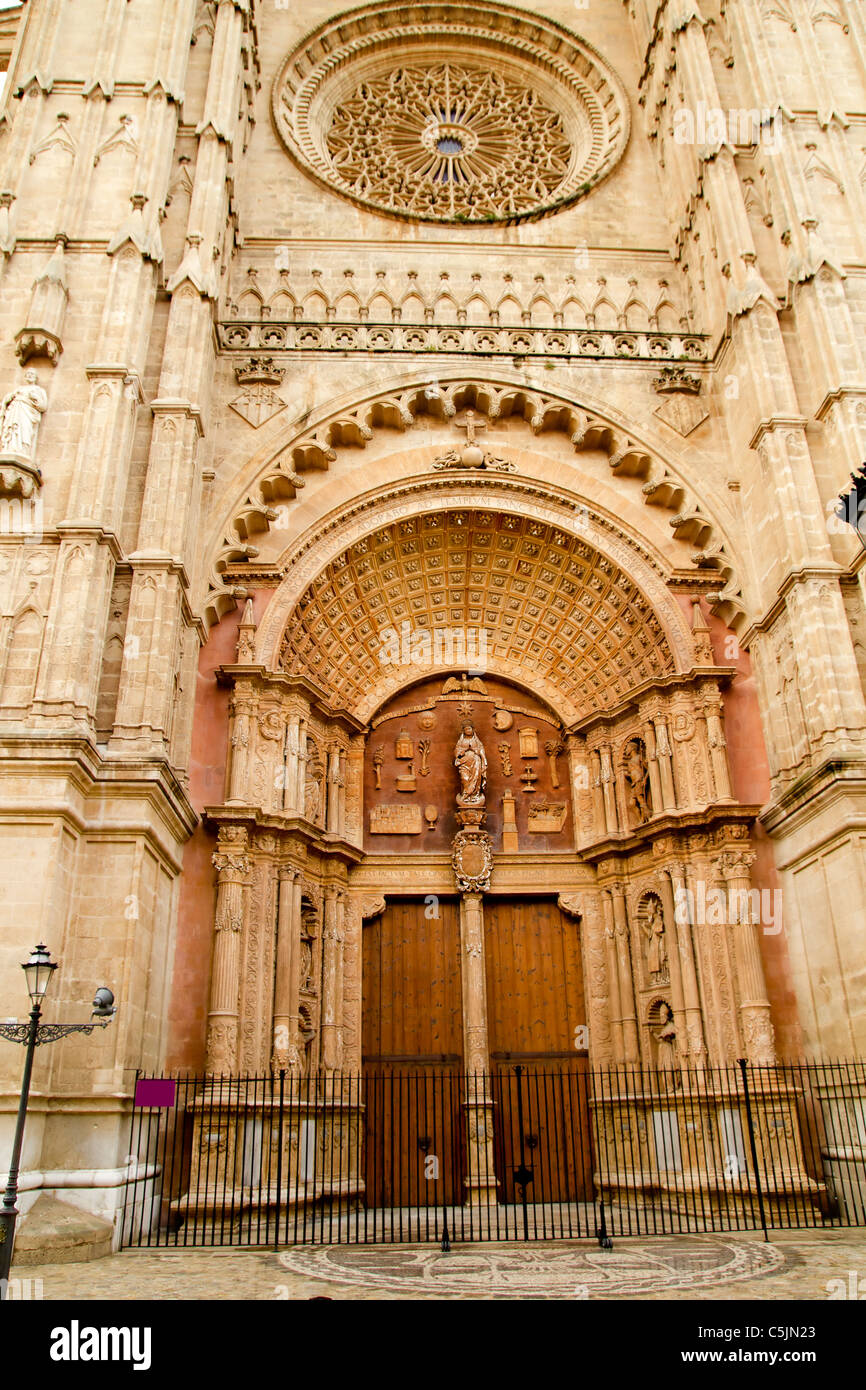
[835, 463, 866, 553]
[0, 945, 116, 1299]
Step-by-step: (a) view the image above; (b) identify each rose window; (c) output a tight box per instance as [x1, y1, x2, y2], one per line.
[272, 2, 630, 226]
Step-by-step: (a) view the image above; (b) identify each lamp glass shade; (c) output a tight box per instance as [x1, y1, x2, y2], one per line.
[22, 943, 57, 1004]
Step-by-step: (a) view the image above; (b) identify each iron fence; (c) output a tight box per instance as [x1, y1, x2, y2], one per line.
[121, 1059, 866, 1247]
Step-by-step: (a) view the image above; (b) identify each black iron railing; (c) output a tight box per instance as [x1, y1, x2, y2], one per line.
[120, 1060, 866, 1247]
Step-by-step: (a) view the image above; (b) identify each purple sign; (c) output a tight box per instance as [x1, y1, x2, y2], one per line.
[134, 1078, 176, 1109]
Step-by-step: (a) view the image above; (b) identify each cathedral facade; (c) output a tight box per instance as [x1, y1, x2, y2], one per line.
[0, 0, 865, 1239]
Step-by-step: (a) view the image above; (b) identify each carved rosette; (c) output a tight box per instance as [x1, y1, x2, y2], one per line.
[452, 829, 493, 893]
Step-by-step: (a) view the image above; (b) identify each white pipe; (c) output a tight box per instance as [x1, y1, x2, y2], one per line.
[7, 1158, 160, 1193]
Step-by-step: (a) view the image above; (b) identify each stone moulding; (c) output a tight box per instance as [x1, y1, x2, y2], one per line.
[217, 321, 708, 363]
[271, 1, 631, 226]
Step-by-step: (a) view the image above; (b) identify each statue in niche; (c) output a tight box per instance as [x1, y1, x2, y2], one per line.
[0, 369, 47, 460]
[643, 897, 668, 982]
[653, 1002, 678, 1072]
[454, 721, 487, 805]
[623, 738, 652, 824]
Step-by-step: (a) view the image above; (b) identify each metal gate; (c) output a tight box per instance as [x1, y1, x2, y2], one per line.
[121, 1060, 866, 1247]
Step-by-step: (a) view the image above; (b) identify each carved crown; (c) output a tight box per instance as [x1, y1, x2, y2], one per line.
[234, 356, 286, 385]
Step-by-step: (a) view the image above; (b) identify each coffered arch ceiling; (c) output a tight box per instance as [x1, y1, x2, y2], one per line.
[208, 375, 744, 633]
[271, 499, 689, 727]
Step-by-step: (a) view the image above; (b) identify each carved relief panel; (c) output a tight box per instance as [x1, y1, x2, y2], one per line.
[363, 674, 574, 853]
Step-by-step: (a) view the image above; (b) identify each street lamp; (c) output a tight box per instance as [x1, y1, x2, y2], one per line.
[834, 462, 866, 553]
[0, 945, 116, 1299]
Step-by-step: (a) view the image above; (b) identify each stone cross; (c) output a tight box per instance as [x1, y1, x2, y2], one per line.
[453, 409, 487, 446]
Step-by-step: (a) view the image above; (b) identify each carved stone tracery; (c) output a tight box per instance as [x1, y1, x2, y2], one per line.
[273, 3, 630, 226]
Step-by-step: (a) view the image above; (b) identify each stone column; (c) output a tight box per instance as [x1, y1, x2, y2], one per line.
[283, 714, 300, 815]
[703, 693, 734, 802]
[655, 869, 688, 1064]
[459, 892, 497, 1204]
[601, 891, 625, 1061]
[654, 715, 677, 810]
[226, 692, 253, 805]
[666, 863, 707, 1063]
[272, 866, 302, 1070]
[206, 830, 250, 1074]
[600, 742, 618, 833]
[326, 747, 341, 833]
[338, 753, 348, 835]
[590, 749, 607, 837]
[611, 886, 640, 1063]
[296, 720, 308, 817]
[320, 887, 341, 1071]
[721, 850, 776, 1063]
[335, 891, 346, 1062]
[643, 720, 663, 816]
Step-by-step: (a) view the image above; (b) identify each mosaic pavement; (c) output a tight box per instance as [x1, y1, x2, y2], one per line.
[10, 1230, 866, 1301]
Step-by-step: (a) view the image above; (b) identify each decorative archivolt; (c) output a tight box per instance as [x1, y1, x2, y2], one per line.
[242, 477, 709, 725]
[277, 506, 678, 724]
[206, 376, 744, 630]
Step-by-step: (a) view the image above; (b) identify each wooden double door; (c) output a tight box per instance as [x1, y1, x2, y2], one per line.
[362, 895, 592, 1206]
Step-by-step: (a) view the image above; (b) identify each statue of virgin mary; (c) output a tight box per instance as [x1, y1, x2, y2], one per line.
[454, 722, 487, 805]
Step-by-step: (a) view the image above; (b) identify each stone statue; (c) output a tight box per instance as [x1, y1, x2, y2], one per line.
[454, 721, 487, 805]
[623, 738, 652, 823]
[644, 898, 667, 981]
[654, 1002, 677, 1071]
[0, 369, 47, 460]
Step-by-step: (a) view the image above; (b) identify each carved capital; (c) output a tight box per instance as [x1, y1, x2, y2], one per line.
[718, 850, 756, 880]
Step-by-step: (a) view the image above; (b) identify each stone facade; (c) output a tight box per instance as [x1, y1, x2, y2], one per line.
[0, 0, 865, 1233]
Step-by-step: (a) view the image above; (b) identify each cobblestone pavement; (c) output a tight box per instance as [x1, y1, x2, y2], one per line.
[9, 1230, 866, 1301]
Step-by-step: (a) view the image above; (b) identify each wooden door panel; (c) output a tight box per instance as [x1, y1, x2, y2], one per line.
[362, 898, 462, 1063]
[484, 898, 592, 1203]
[362, 899, 464, 1206]
[484, 897, 586, 1059]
